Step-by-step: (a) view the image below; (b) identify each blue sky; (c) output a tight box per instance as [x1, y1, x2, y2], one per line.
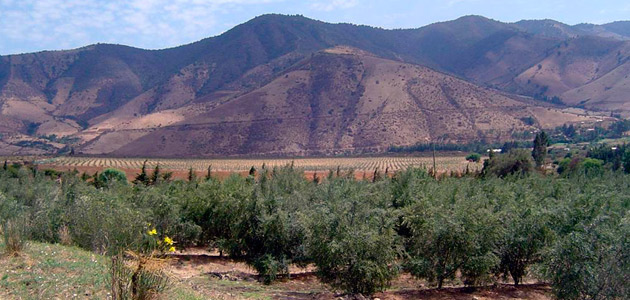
[1, 0, 629, 55]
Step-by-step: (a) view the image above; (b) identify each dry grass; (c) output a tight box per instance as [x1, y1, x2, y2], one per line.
[57, 225, 73, 246]
[111, 251, 171, 300]
[2, 218, 29, 257]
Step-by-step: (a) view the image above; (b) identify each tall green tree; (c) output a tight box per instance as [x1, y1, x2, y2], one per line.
[532, 131, 550, 167]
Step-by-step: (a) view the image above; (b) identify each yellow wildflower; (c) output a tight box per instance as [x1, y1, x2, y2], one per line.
[148, 228, 157, 236]
[168, 246, 176, 253]
[164, 236, 173, 245]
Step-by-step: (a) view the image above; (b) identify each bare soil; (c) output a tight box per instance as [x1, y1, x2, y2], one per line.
[167, 248, 553, 300]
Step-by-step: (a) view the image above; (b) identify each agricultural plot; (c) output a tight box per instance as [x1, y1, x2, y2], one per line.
[35, 155, 481, 174]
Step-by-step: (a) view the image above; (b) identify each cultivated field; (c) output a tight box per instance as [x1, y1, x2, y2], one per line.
[35, 155, 482, 174]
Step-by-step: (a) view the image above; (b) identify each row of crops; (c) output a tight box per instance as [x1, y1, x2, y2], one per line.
[37, 156, 480, 173]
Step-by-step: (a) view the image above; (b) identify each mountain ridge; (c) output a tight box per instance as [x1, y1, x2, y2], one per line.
[0, 14, 625, 156]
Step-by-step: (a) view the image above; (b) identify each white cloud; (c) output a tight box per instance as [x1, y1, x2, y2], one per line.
[310, 0, 359, 12]
[0, 0, 284, 54]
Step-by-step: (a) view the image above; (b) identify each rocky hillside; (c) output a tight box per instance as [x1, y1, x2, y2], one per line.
[0, 14, 623, 156]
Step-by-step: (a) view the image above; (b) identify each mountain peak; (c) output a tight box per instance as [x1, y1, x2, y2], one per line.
[454, 15, 495, 22]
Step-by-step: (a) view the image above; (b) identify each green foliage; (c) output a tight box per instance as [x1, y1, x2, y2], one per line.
[218, 166, 311, 284]
[25, 121, 41, 135]
[495, 182, 552, 286]
[558, 157, 604, 177]
[99, 168, 128, 186]
[532, 131, 550, 167]
[482, 149, 535, 178]
[520, 116, 536, 126]
[465, 153, 481, 162]
[134, 160, 150, 185]
[43, 168, 63, 178]
[404, 178, 501, 288]
[150, 164, 161, 185]
[580, 158, 604, 176]
[68, 188, 146, 254]
[587, 144, 630, 173]
[390, 141, 509, 154]
[557, 157, 572, 174]
[187, 167, 197, 183]
[308, 178, 400, 295]
[542, 182, 630, 299]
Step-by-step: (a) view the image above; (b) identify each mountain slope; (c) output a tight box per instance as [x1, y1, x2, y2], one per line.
[84, 48, 592, 157]
[513, 36, 630, 96]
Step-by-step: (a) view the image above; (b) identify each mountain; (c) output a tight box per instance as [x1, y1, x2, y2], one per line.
[515, 19, 630, 40]
[98, 48, 592, 157]
[0, 14, 622, 156]
[513, 36, 630, 96]
[601, 21, 630, 37]
[514, 19, 584, 39]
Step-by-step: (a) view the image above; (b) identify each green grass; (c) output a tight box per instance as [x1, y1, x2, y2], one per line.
[0, 241, 204, 300]
[0, 241, 109, 299]
[598, 137, 630, 145]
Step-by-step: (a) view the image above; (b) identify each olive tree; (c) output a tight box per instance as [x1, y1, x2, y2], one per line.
[404, 179, 501, 288]
[308, 178, 401, 295]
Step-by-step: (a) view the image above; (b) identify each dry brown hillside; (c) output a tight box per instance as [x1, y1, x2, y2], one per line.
[85, 48, 592, 157]
[514, 36, 630, 109]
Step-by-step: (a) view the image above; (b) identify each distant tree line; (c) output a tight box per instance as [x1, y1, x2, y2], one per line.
[391, 119, 630, 155]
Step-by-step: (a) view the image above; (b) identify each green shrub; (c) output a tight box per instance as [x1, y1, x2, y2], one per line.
[496, 194, 552, 285]
[579, 158, 604, 176]
[218, 166, 311, 284]
[66, 188, 147, 254]
[544, 222, 629, 299]
[99, 168, 128, 186]
[308, 179, 400, 295]
[404, 180, 501, 288]
[482, 149, 534, 178]
[542, 181, 629, 299]
[466, 153, 482, 162]
[557, 157, 572, 174]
